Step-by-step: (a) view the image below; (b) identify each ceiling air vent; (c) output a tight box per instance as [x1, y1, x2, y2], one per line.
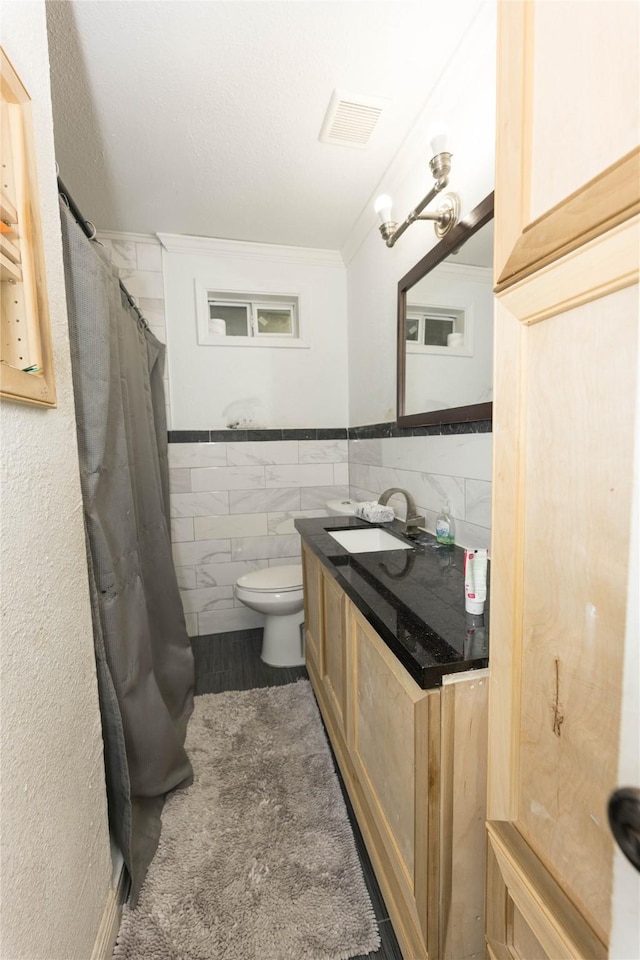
[319, 90, 387, 149]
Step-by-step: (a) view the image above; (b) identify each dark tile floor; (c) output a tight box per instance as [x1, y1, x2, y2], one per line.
[191, 629, 403, 960]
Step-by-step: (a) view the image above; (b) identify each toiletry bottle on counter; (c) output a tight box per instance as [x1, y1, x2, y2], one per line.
[464, 548, 488, 614]
[435, 501, 455, 544]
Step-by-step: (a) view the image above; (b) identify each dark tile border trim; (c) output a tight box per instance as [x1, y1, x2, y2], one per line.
[348, 419, 492, 439]
[168, 421, 491, 443]
[169, 427, 349, 443]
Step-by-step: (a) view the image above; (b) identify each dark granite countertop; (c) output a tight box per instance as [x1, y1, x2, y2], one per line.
[295, 516, 489, 690]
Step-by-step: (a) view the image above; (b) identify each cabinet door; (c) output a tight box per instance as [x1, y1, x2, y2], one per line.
[301, 543, 323, 676]
[348, 605, 439, 960]
[321, 568, 347, 738]
[488, 2, 639, 956]
[494, 2, 639, 293]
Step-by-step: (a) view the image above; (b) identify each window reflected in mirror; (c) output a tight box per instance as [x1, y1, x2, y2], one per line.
[406, 305, 468, 350]
[397, 193, 494, 428]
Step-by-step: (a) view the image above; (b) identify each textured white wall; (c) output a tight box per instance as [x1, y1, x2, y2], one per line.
[161, 239, 348, 430]
[0, 4, 112, 958]
[344, 3, 497, 427]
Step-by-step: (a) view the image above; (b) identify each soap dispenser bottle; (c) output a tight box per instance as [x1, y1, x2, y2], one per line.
[435, 501, 455, 545]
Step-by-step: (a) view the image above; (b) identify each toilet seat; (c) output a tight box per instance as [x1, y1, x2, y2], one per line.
[326, 498, 359, 516]
[236, 564, 303, 594]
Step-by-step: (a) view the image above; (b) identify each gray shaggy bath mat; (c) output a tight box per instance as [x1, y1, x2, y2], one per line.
[113, 680, 380, 960]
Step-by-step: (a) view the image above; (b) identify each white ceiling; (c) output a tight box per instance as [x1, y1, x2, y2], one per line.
[47, 0, 484, 249]
[453, 219, 494, 267]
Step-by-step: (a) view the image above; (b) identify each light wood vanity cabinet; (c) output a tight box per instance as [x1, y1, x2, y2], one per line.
[321, 568, 348, 738]
[301, 542, 488, 960]
[301, 540, 323, 676]
[348, 606, 440, 959]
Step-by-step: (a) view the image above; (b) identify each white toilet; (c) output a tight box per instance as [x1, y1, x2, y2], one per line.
[326, 498, 359, 517]
[234, 565, 305, 667]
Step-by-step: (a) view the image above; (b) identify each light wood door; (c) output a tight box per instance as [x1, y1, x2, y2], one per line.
[494, 2, 639, 294]
[488, 2, 640, 957]
[301, 543, 323, 676]
[321, 567, 347, 738]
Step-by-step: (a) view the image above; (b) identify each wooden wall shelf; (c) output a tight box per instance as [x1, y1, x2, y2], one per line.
[0, 46, 56, 407]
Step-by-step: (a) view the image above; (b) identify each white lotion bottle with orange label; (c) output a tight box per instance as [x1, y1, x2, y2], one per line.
[464, 548, 488, 614]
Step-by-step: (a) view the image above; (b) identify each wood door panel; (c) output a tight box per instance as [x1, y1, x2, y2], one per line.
[511, 902, 548, 960]
[524, 288, 636, 935]
[489, 285, 638, 946]
[528, 2, 639, 221]
[494, 1, 640, 292]
[486, 822, 607, 960]
[516, 287, 637, 937]
[497, 216, 640, 327]
[352, 614, 418, 881]
[529, 2, 639, 220]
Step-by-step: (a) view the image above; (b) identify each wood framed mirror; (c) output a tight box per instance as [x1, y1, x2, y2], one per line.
[397, 192, 494, 428]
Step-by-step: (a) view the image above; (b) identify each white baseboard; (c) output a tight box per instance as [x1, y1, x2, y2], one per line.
[90, 862, 128, 960]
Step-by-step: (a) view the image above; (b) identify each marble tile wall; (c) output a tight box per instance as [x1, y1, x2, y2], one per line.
[169, 438, 349, 635]
[96, 231, 493, 636]
[349, 432, 492, 551]
[99, 235, 171, 428]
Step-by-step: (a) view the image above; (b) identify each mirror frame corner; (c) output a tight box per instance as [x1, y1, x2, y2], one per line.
[396, 191, 495, 429]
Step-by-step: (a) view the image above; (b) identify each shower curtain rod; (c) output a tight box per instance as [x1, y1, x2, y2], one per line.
[57, 175, 148, 328]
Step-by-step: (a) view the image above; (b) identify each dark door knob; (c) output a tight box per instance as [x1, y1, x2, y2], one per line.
[608, 787, 640, 872]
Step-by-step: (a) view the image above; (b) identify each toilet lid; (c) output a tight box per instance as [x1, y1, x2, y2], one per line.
[236, 564, 303, 593]
[326, 498, 359, 516]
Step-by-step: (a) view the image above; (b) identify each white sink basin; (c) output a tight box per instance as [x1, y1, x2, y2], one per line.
[328, 527, 414, 553]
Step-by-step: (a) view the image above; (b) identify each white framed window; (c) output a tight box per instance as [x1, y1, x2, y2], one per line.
[195, 284, 307, 348]
[405, 303, 473, 357]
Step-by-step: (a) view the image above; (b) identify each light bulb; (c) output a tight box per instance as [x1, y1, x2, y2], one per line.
[374, 194, 393, 225]
[428, 122, 449, 157]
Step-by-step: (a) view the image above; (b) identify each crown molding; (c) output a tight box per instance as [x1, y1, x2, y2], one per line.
[412, 262, 493, 284]
[157, 233, 344, 268]
[97, 229, 159, 244]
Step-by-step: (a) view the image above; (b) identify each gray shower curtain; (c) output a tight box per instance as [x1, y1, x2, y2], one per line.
[60, 200, 194, 904]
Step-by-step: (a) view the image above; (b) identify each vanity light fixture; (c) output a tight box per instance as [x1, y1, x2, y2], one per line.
[374, 123, 460, 247]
